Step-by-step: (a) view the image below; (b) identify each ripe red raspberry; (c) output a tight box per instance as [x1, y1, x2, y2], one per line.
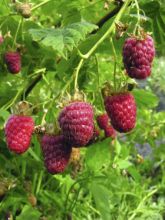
[104, 93, 136, 133]
[96, 114, 109, 130]
[5, 115, 34, 154]
[41, 135, 71, 174]
[104, 126, 116, 139]
[58, 101, 94, 147]
[4, 51, 21, 74]
[123, 35, 155, 79]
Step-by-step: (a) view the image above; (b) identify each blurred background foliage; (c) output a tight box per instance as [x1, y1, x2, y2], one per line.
[0, 0, 165, 219]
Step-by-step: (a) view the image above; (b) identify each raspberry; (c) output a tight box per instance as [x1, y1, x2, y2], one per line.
[97, 113, 116, 138]
[58, 101, 94, 147]
[104, 93, 136, 133]
[5, 115, 34, 154]
[104, 126, 116, 138]
[41, 135, 71, 174]
[96, 114, 109, 130]
[123, 35, 155, 79]
[4, 51, 21, 74]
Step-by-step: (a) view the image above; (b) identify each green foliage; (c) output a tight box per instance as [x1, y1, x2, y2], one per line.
[16, 205, 41, 220]
[0, 0, 165, 219]
[85, 138, 111, 172]
[29, 22, 98, 58]
[139, 0, 165, 55]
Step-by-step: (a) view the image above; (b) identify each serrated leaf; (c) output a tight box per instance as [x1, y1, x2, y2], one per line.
[85, 138, 111, 171]
[16, 205, 41, 220]
[29, 22, 98, 58]
[133, 89, 159, 108]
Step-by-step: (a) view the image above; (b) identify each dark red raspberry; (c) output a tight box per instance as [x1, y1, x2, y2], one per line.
[96, 113, 109, 130]
[104, 93, 136, 133]
[5, 115, 34, 154]
[123, 35, 155, 79]
[58, 101, 94, 147]
[4, 51, 21, 74]
[41, 135, 71, 174]
[104, 126, 116, 139]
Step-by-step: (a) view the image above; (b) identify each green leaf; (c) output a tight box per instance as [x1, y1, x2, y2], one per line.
[85, 138, 111, 171]
[117, 160, 132, 169]
[115, 139, 122, 156]
[16, 205, 41, 220]
[29, 21, 98, 58]
[0, 109, 10, 121]
[127, 166, 141, 182]
[133, 89, 159, 108]
[90, 182, 111, 220]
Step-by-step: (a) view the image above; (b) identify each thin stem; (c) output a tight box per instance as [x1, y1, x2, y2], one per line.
[128, 188, 158, 220]
[92, 0, 124, 33]
[80, 0, 132, 59]
[31, 0, 52, 11]
[12, 17, 23, 49]
[134, 0, 140, 24]
[134, 0, 141, 35]
[40, 99, 53, 125]
[0, 16, 9, 29]
[1, 88, 24, 110]
[32, 173, 38, 195]
[69, 186, 82, 212]
[74, 59, 84, 92]
[110, 37, 117, 91]
[95, 55, 104, 109]
[21, 159, 26, 178]
[28, 148, 42, 162]
[36, 171, 43, 194]
[65, 177, 88, 212]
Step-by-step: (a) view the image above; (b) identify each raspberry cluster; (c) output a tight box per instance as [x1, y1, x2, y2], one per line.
[3, 23, 155, 176]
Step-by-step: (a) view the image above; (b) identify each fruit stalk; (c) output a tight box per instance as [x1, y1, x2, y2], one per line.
[110, 37, 117, 91]
[74, 58, 84, 92]
[12, 17, 23, 49]
[31, 0, 53, 11]
[79, 0, 132, 59]
[75, 0, 131, 91]
[134, 0, 141, 35]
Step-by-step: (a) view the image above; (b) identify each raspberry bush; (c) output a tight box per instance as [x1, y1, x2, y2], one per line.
[0, 0, 165, 219]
